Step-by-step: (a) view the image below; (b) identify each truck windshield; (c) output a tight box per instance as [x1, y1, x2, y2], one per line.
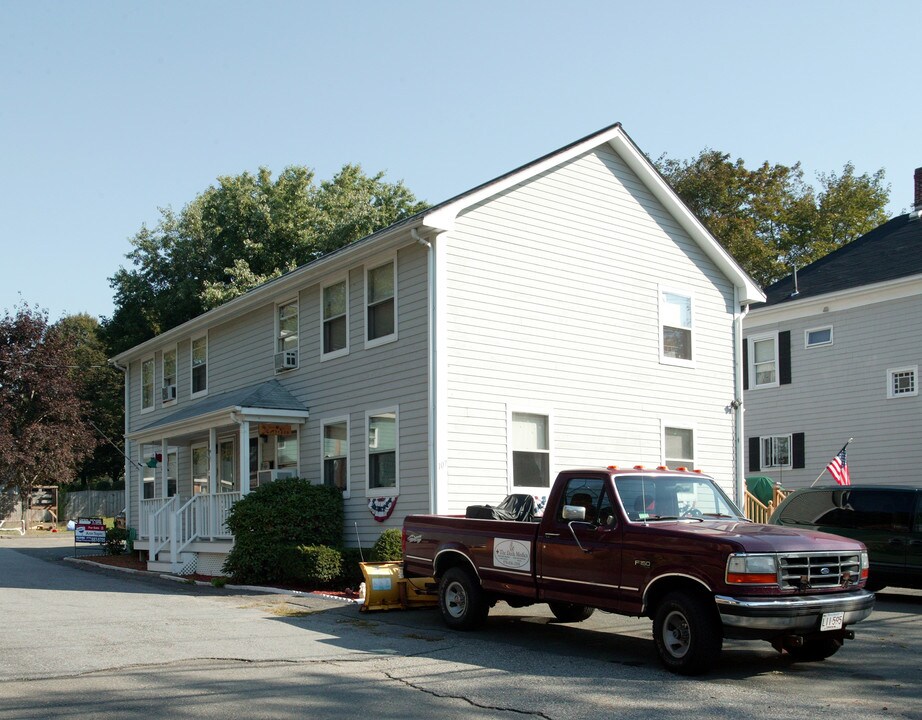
[614, 474, 743, 522]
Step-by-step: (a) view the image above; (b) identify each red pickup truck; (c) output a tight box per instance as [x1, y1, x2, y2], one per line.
[402, 467, 875, 674]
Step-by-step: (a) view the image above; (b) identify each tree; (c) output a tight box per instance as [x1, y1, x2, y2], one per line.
[55, 314, 124, 487]
[0, 304, 97, 507]
[104, 164, 428, 354]
[655, 151, 890, 286]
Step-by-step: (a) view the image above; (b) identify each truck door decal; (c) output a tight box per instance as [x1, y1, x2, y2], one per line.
[493, 538, 532, 570]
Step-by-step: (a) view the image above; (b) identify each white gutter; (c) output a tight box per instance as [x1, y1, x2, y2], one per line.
[732, 287, 750, 508]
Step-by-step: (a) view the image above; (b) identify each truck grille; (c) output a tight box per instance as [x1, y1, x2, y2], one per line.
[779, 552, 863, 590]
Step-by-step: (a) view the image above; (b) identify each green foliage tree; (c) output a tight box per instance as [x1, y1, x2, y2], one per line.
[655, 151, 890, 286]
[0, 304, 97, 506]
[54, 314, 124, 486]
[222, 477, 344, 584]
[104, 164, 428, 354]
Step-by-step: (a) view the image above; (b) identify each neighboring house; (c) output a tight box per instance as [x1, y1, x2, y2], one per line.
[112, 123, 763, 574]
[743, 168, 922, 489]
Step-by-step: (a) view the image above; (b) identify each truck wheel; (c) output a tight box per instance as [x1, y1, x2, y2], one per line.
[439, 567, 489, 631]
[548, 602, 595, 623]
[653, 592, 722, 675]
[786, 635, 843, 662]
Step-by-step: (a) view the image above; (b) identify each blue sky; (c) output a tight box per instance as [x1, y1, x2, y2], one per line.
[2, 1, 919, 321]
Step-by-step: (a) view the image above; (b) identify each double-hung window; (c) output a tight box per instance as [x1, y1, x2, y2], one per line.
[191, 335, 208, 396]
[366, 260, 396, 345]
[161, 347, 177, 403]
[322, 280, 348, 357]
[367, 410, 397, 493]
[664, 426, 694, 469]
[141, 358, 154, 411]
[322, 418, 349, 493]
[660, 289, 693, 364]
[275, 300, 299, 371]
[750, 335, 778, 388]
[511, 412, 550, 489]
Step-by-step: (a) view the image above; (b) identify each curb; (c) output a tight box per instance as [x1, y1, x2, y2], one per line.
[63, 556, 361, 603]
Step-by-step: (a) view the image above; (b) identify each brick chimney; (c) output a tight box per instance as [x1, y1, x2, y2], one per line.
[916, 167, 922, 210]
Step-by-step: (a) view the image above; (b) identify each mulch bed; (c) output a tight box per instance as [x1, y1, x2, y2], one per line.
[76, 552, 361, 600]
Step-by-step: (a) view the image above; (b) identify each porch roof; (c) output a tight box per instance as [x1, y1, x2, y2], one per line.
[129, 380, 310, 444]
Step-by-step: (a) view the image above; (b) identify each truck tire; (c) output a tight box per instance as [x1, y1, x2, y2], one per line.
[548, 602, 595, 623]
[653, 591, 723, 675]
[786, 635, 843, 662]
[438, 567, 489, 631]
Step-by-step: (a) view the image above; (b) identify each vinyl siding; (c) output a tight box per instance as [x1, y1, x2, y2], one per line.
[744, 294, 922, 488]
[443, 146, 738, 510]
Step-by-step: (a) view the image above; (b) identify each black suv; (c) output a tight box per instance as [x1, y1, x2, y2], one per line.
[770, 486, 922, 591]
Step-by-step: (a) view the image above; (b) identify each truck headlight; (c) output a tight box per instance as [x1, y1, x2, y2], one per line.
[726, 554, 778, 585]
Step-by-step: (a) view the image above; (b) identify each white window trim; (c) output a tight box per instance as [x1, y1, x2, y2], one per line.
[887, 365, 918, 399]
[161, 344, 178, 405]
[365, 407, 399, 497]
[804, 326, 833, 348]
[661, 419, 696, 470]
[321, 415, 351, 499]
[506, 405, 555, 495]
[320, 277, 350, 361]
[190, 333, 208, 399]
[749, 333, 779, 389]
[140, 356, 155, 413]
[365, 256, 398, 350]
[658, 285, 695, 368]
[760, 434, 793, 471]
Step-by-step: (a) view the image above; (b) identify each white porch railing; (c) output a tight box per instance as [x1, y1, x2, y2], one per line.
[139, 497, 175, 541]
[141, 492, 242, 572]
[150, 495, 179, 561]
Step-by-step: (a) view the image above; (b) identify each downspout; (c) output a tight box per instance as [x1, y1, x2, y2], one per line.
[411, 227, 437, 514]
[109, 359, 131, 538]
[732, 287, 750, 509]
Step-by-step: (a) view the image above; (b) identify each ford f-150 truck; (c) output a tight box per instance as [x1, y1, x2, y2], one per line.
[402, 467, 875, 674]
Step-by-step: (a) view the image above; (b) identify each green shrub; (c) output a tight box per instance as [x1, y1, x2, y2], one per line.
[222, 478, 343, 584]
[282, 545, 342, 586]
[338, 547, 366, 587]
[104, 527, 129, 555]
[370, 528, 403, 562]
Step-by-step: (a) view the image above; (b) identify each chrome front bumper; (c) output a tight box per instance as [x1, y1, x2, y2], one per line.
[715, 589, 875, 632]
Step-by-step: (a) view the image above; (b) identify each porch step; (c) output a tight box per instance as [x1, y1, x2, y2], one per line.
[147, 552, 195, 574]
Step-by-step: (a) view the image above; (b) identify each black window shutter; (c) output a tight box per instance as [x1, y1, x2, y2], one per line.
[742, 339, 749, 391]
[748, 437, 761, 472]
[792, 433, 805, 469]
[779, 331, 792, 385]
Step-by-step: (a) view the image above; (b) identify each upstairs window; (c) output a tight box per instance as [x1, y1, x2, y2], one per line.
[805, 326, 833, 348]
[661, 290, 693, 363]
[751, 336, 777, 388]
[322, 280, 348, 356]
[141, 358, 154, 411]
[277, 301, 298, 353]
[191, 335, 208, 396]
[366, 260, 396, 345]
[888, 366, 917, 398]
[162, 347, 177, 403]
[511, 412, 550, 488]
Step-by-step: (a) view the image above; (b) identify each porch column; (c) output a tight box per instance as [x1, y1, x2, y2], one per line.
[160, 438, 169, 497]
[239, 420, 250, 495]
[208, 427, 218, 494]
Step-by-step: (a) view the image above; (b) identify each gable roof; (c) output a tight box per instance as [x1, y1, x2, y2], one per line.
[113, 123, 764, 363]
[760, 214, 922, 307]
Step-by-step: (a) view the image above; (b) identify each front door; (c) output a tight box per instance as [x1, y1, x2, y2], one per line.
[218, 437, 237, 493]
[537, 474, 622, 610]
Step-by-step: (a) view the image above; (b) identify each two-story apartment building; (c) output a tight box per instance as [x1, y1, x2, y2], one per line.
[113, 123, 764, 574]
[743, 169, 922, 489]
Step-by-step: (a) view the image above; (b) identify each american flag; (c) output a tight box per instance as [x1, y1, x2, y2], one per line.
[826, 447, 850, 486]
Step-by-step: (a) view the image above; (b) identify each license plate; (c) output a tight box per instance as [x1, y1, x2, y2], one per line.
[820, 611, 844, 631]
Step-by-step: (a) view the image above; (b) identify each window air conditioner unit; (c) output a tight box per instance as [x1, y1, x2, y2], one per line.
[274, 350, 298, 371]
[161, 384, 177, 402]
[256, 469, 298, 486]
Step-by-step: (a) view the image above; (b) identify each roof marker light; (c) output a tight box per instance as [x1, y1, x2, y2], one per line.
[634, 465, 645, 470]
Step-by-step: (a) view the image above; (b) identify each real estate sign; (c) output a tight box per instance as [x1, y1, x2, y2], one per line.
[74, 517, 106, 544]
